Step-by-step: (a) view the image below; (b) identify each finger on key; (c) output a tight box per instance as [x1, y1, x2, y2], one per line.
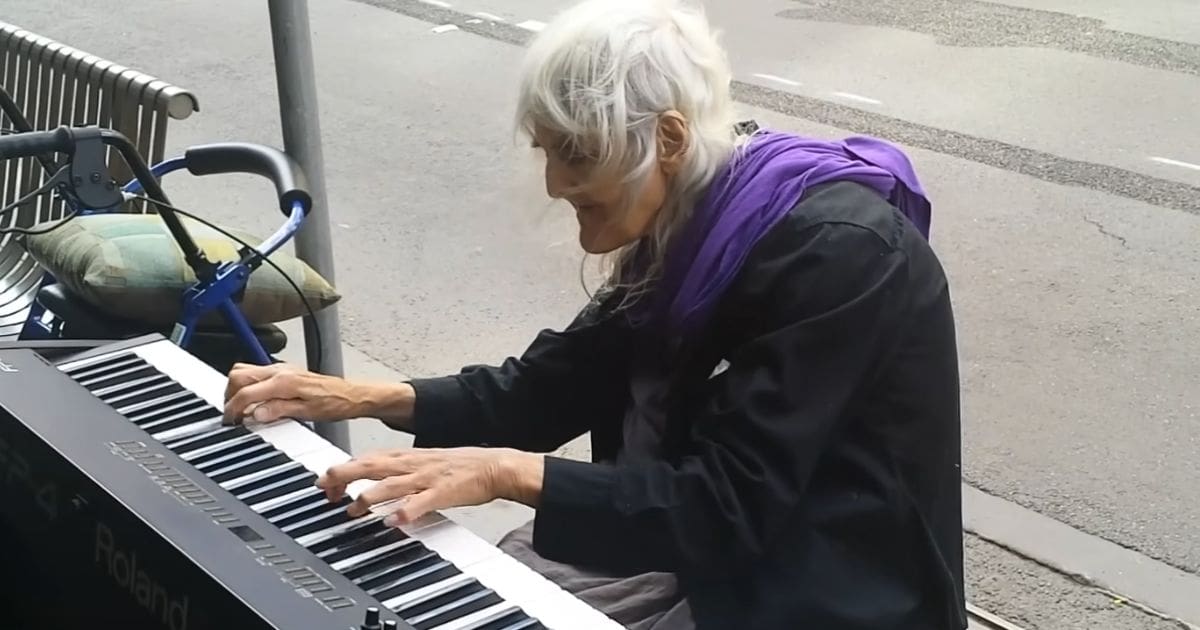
[347, 474, 429, 518]
[224, 363, 281, 401]
[316, 455, 404, 502]
[223, 371, 296, 425]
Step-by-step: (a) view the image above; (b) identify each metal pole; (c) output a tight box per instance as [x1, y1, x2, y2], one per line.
[267, 0, 351, 452]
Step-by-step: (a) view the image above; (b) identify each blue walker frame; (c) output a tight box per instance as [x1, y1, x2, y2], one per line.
[19, 154, 309, 367]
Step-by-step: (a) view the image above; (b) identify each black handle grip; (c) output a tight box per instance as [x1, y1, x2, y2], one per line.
[0, 126, 73, 159]
[183, 142, 312, 215]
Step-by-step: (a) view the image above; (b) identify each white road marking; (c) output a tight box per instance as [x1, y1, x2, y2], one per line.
[832, 91, 883, 105]
[752, 73, 801, 87]
[431, 24, 460, 33]
[475, 12, 506, 21]
[466, 18, 482, 24]
[1149, 156, 1200, 172]
[420, 0, 452, 7]
[517, 19, 547, 31]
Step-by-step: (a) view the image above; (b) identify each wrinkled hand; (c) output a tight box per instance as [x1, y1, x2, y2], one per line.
[316, 447, 544, 526]
[222, 362, 370, 425]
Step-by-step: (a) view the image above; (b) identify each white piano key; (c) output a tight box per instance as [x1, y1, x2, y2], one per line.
[93, 373, 169, 398]
[281, 504, 354, 535]
[330, 536, 421, 572]
[381, 573, 475, 611]
[117, 389, 192, 416]
[133, 340, 231, 408]
[198, 443, 275, 473]
[236, 471, 316, 503]
[76, 362, 147, 387]
[250, 420, 331, 460]
[154, 418, 225, 443]
[399, 518, 503, 571]
[271, 496, 342, 524]
[425, 601, 522, 630]
[406, 588, 495, 627]
[289, 443, 351, 477]
[295, 514, 383, 548]
[178, 433, 259, 461]
[141, 409, 219, 433]
[251, 486, 319, 513]
[128, 396, 199, 423]
[219, 461, 303, 490]
[464, 552, 623, 630]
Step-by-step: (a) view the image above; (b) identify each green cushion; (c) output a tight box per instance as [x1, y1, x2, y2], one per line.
[19, 213, 340, 326]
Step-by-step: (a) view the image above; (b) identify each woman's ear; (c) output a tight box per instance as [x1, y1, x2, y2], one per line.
[657, 111, 689, 175]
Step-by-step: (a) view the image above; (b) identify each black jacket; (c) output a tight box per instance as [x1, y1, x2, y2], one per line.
[409, 181, 966, 630]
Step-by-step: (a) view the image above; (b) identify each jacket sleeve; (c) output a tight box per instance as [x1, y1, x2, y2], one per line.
[407, 298, 633, 453]
[530, 221, 913, 576]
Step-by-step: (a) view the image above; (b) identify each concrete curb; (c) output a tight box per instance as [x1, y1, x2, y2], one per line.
[964, 485, 1200, 628]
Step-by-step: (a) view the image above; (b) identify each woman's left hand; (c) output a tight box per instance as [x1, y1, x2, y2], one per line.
[316, 447, 545, 526]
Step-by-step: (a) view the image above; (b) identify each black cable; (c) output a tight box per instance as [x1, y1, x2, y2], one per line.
[127, 195, 324, 370]
[0, 166, 79, 235]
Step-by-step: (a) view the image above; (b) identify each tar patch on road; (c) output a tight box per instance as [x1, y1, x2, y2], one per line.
[732, 81, 1200, 215]
[779, 0, 1200, 77]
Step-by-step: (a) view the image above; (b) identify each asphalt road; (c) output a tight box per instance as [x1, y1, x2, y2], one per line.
[4, 1, 1198, 628]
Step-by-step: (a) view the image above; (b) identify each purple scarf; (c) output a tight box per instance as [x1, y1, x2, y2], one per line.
[641, 130, 931, 336]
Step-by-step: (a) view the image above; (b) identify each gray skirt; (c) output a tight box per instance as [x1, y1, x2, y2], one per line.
[497, 519, 696, 630]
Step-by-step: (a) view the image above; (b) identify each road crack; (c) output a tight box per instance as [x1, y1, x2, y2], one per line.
[1083, 214, 1130, 249]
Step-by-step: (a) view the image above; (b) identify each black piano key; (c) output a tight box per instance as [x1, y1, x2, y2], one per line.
[346, 542, 437, 584]
[318, 525, 407, 564]
[142, 408, 220, 435]
[174, 433, 259, 463]
[368, 560, 459, 601]
[128, 396, 204, 425]
[224, 463, 307, 493]
[195, 441, 275, 473]
[260, 489, 334, 521]
[93, 372, 171, 399]
[283, 506, 357, 538]
[306, 519, 388, 555]
[117, 388, 194, 417]
[266, 494, 350, 526]
[103, 379, 185, 408]
[404, 586, 503, 630]
[78, 363, 158, 391]
[64, 353, 141, 379]
[236, 471, 318, 506]
[130, 395, 207, 421]
[165, 425, 251, 452]
[333, 537, 424, 577]
[477, 612, 543, 630]
[211, 452, 293, 484]
[183, 435, 264, 465]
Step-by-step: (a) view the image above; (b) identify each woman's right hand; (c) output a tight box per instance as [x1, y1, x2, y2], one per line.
[222, 363, 415, 429]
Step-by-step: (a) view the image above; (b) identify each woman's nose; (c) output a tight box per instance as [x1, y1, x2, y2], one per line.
[544, 158, 575, 200]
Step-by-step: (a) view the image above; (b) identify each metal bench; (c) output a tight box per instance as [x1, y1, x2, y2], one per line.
[0, 20, 199, 338]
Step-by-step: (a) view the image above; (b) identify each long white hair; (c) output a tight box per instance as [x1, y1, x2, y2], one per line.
[514, 0, 744, 306]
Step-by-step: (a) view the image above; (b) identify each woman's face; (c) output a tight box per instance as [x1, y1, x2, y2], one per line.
[534, 116, 686, 254]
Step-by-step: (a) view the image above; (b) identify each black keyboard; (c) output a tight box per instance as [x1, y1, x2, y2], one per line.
[0, 335, 621, 630]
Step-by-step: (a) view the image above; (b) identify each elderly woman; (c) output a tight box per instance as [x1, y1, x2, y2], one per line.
[223, 1, 965, 628]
